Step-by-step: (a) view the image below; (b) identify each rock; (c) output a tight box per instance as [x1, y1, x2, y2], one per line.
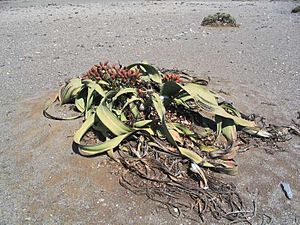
[281, 182, 293, 200]
[291, 6, 300, 13]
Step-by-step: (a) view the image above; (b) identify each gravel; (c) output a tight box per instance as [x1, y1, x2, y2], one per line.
[0, 0, 299, 224]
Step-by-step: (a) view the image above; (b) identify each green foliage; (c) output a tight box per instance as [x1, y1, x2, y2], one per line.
[44, 61, 270, 176]
[202, 12, 238, 27]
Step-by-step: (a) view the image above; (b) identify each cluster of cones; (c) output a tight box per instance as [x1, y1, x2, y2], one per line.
[163, 73, 182, 83]
[82, 61, 142, 81]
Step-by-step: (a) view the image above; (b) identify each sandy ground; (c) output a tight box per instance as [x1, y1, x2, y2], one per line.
[0, 0, 299, 224]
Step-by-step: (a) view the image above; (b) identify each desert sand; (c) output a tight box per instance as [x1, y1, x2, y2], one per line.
[0, 0, 299, 224]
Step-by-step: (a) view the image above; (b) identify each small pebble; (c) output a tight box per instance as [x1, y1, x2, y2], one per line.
[281, 182, 293, 199]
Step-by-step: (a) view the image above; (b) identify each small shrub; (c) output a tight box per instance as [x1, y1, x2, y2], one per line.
[201, 12, 238, 27]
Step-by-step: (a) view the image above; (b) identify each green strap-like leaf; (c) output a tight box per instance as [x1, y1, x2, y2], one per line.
[133, 120, 153, 128]
[75, 97, 85, 113]
[73, 114, 130, 154]
[221, 118, 237, 143]
[174, 92, 193, 107]
[215, 116, 222, 138]
[96, 105, 132, 136]
[179, 147, 203, 164]
[177, 82, 255, 127]
[127, 62, 162, 84]
[97, 80, 110, 86]
[213, 107, 255, 127]
[85, 86, 94, 117]
[171, 123, 196, 136]
[151, 93, 166, 121]
[219, 102, 241, 117]
[120, 97, 144, 112]
[60, 78, 82, 104]
[200, 145, 219, 152]
[80, 133, 133, 153]
[151, 93, 205, 163]
[243, 127, 272, 138]
[112, 88, 137, 103]
[129, 102, 140, 118]
[80, 129, 153, 154]
[151, 93, 177, 146]
[182, 83, 218, 106]
[162, 81, 253, 127]
[73, 113, 96, 144]
[73, 114, 151, 155]
[86, 81, 106, 97]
